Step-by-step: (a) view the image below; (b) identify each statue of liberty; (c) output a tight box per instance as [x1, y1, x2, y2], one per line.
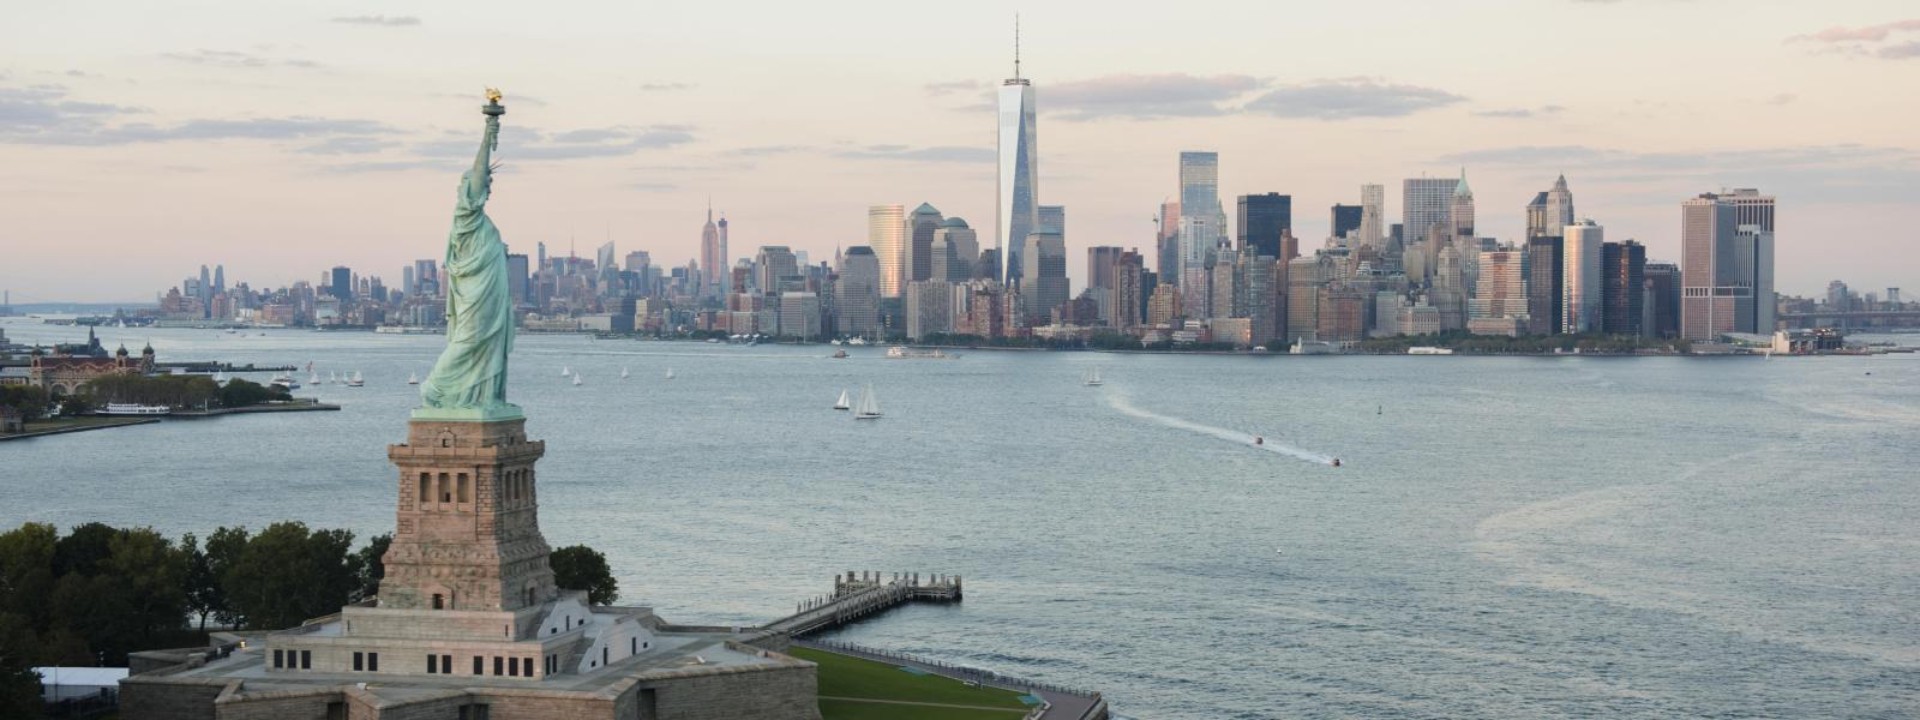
[419, 89, 518, 419]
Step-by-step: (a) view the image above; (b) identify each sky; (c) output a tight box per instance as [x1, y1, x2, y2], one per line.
[2, 0, 1917, 303]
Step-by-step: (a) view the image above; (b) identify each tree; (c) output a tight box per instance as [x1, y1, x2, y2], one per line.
[216, 378, 288, 408]
[0, 523, 56, 633]
[52, 522, 118, 579]
[203, 526, 249, 628]
[549, 545, 618, 605]
[0, 614, 44, 720]
[48, 528, 186, 664]
[0, 386, 49, 423]
[223, 523, 357, 630]
[352, 533, 391, 602]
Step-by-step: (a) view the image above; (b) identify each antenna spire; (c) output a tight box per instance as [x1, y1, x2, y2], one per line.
[1014, 14, 1021, 80]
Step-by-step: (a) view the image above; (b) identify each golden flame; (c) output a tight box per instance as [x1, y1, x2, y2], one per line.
[484, 87, 503, 103]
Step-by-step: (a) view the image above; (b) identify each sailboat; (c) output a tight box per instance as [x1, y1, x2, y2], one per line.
[665, 368, 675, 380]
[329, 370, 339, 385]
[853, 384, 881, 420]
[345, 370, 364, 388]
[561, 366, 571, 377]
[212, 370, 227, 385]
[309, 370, 321, 385]
[572, 373, 583, 387]
[620, 366, 630, 379]
[407, 371, 420, 385]
[1084, 367, 1103, 387]
[833, 389, 851, 411]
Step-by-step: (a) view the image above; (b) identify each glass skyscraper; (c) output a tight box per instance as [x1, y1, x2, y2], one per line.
[1178, 151, 1222, 281]
[997, 58, 1038, 285]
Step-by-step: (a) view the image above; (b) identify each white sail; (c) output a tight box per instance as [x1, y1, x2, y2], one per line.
[572, 373, 583, 386]
[562, 366, 571, 377]
[665, 368, 675, 379]
[854, 383, 881, 419]
[408, 371, 420, 385]
[620, 366, 630, 379]
[834, 389, 851, 410]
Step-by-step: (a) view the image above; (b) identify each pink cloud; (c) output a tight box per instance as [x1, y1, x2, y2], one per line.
[1791, 19, 1920, 44]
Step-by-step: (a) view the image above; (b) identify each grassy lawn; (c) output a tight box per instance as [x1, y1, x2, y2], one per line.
[818, 698, 1027, 720]
[790, 647, 1031, 713]
[10, 416, 151, 434]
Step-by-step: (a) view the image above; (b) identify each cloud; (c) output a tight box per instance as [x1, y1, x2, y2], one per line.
[639, 83, 693, 92]
[727, 145, 807, 157]
[297, 136, 397, 155]
[1767, 93, 1798, 105]
[331, 15, 421, 27]
[1244, 78, 1466, 120]
[399, 125, 694, 165]
[1474, 105, 1566, 119]
[924, 80, 985, 96]
[834, 145, 996, 163]
[0, 84, 399, 147]
[1045, 74, 1262, 121]
[630, 182, 677, 192]
[1435, 143, 1920, 204]
[162, 49, 323, 69]
[1788, 19, 1920, 59]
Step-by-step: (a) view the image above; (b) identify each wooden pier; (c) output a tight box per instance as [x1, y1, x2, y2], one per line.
[761, 571, 962, 638]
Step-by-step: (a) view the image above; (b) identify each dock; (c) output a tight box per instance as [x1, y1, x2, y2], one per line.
[762, 571, 962, 638]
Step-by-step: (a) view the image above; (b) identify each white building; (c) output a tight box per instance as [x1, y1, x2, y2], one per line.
[1563, 220, 1605, 333]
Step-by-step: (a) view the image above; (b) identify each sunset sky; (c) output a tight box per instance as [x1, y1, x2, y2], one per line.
[3, 0, 1917, 303]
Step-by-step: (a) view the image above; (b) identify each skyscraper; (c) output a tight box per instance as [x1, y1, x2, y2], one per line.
[1156, 201, 1181, 282]
[700, 206, 723, 296]
[506, 253, 530, 305]
[1021, 231, 1068, 323]
[212, 265, 225, 295]
[1236, 193, 1291, 258]
[1359, 184, 1386, 251]
[997, 25, 1038, 286]
[1450, 170, 1475, 240]
[868, 204, 907, 298]
[1111, 250, 1144, 330]
[1544, 175, 1575, 236]
[1178, 152, 1223, 281]
[1526, 192, 1550, 239]
[1601, 240, 1646, 336]
[932, 218, 978, 282]
[1038, 205, 1064, 236]
[836, 247, 881, 336]
[330, 266, 352, 301]
[1681, 190, 1775, 340]
[754, 246, 799, 295]
[1330, 204, 1363, 242]
[1562, 220, 1604, 333]
[1086, 246, 1124, 293]
[1644, 263, 1681, 338]
[716, 214, 730, 294]
[908, 203, 944, 284]
[1401, 178, 1455, 256]
[1526, 236, 1564, 335]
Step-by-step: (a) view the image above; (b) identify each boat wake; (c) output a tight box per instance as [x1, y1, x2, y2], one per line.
[1104, 392, 1335, 465]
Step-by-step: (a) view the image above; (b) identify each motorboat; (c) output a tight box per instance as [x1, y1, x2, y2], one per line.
[832, 349, 849, 359]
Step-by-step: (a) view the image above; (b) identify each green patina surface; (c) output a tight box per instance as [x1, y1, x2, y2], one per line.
[418, 98, 516, 418]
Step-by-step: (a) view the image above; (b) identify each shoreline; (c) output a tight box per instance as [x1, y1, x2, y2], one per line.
[0, 401, 339, 441]
[0, 417, 159, 441]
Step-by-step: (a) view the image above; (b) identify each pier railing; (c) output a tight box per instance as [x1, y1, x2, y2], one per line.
[761, 571, 962, 638]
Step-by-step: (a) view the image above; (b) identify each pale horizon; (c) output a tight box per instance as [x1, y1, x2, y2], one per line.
[4, 0, 1918, 303]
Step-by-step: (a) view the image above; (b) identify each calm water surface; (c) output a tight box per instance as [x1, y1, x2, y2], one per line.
[4, 320, 1917, 719]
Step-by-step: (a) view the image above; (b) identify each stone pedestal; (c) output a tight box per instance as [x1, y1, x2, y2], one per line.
[380, 416, 557, 616]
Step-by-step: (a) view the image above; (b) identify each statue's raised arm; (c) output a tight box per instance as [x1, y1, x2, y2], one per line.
[417, 89, 519, 421]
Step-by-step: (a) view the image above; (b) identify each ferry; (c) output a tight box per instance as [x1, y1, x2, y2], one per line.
[1289, 339, 1337, 355]
[886, 346, 955, 360]
[1408, 346, 1455, 355]
[100, 403, 171, 416]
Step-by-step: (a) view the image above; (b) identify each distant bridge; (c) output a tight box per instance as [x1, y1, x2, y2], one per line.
[1780, 310, 1920, 330]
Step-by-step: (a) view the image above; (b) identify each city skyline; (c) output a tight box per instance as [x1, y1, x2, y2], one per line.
[3, 1, 1919, 302]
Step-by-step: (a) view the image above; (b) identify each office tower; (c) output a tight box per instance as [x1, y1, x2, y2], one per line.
[836, 247, 880, 336]
[624, 251, 651, 274]
[932, 218, 978, 282]
[1526, 192, 1550, 239]
[1111, 250, 1145, 329]
[1038, 205, 1064, 236]
[1157, 201, 1181, 282]
[1236, 193, 1291, 257]
[402, 266, 415, 297]
[868, 204, 907, 298]
[1020, 231, 1069, 323]
[414, 259, 439, 297]
[716, 214, 730, 293]
[1562, 220, 1603, 333]
[536, 241, 547, 271]
[1178, 152, 1223, 280]
[905, 280, 954, 340]
[1359, 184, 1386, 251]
[1450, 170, 1475, 240]
[1237, 252, 1281, 347]
[1210, 249, 1239, 320]
[754, 246, 799, 295]
[199, 265, 212, 302]
[1087, 246, 1125, 293]
[1526, 236, 1564, 335]
[1147, 284, 1182, 326]
[1601, 240, 1646, 336]
[212, 265, 225, 295]
[1433, 243, 1466, 330]
[1469, 246, 1527, 336]
[1331, 204, 1363, 241]
[1401, 178, 1455, 255]
[778, 291, 821, 340]
[1286, 255, 1329, 342]
[976, 248, 1002, 283]
[908, 203, 944, 283]
[997, 26, 1039, 287]
[1681, 191, 1775, 340]
[330, 266, 352, 301]
[700, 206, 723, 295]
[1644, 263, 1680, 338]
[1544, 175, 1575, 235]
[506, 253, 530, 305]
[596, 241, 618, 293]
